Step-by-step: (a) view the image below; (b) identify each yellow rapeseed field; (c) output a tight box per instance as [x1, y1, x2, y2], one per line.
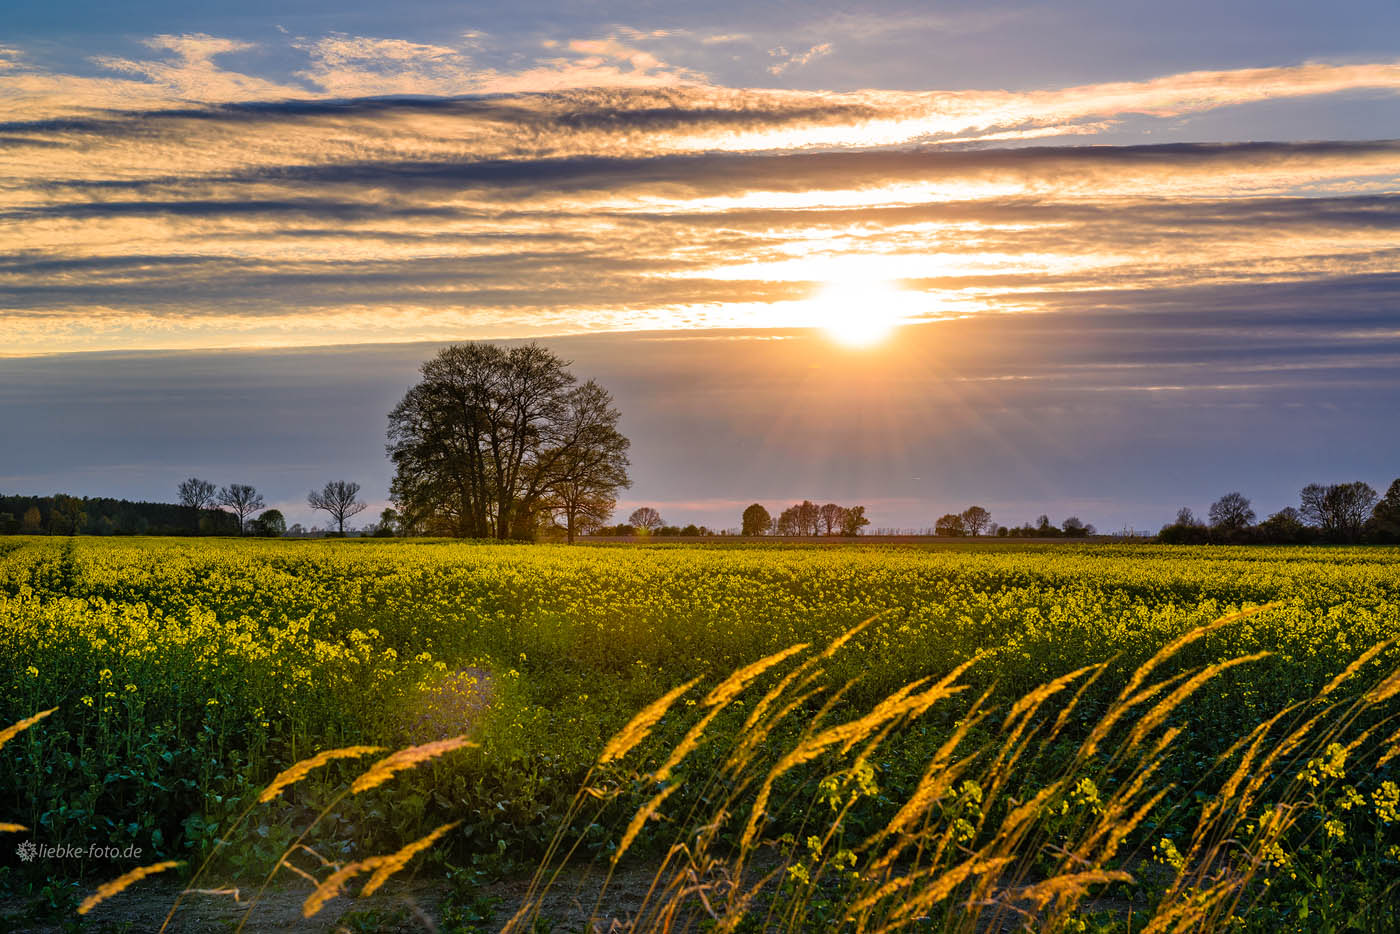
[3, 536, 1400, 929]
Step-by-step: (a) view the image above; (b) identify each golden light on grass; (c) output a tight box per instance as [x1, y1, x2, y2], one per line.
[258, 745, 385, 803]
[350, 736, 474, 794]
[78, 861, 183, 915]
[807, 279, 920, 347]
[0, 707, 57, 752]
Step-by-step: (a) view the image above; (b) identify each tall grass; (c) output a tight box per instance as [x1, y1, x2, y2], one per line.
[502, 605, 1400, 932]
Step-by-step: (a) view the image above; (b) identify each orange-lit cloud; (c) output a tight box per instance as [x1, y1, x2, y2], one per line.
[1, 32, 1398, 355]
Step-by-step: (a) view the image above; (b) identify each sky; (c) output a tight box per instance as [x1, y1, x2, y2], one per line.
[2, 0, 1398, 531]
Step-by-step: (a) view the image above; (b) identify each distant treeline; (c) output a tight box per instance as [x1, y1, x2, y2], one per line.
[0, 493, 238, 536]
[1159, 480, 1400, 544]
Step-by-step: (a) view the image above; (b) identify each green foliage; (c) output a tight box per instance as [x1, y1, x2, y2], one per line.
[2, 538, 1400, 930]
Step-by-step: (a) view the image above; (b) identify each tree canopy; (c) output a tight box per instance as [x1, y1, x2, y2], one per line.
[387, 343, 630, 540]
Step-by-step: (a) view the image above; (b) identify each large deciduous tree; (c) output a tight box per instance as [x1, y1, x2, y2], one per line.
[960, 505, 991, 537]
[1369, 478, 1400, 542]
[217, 484, 265, 534]
[1301, 481, 1378, 542]
[387, 343, 630, 540]
[178, 477, 217, 533]
[1208, 492, 1255, 530]
[839, 505, 870, 536]
[308, 480, 368, 535]
[628, 507, 663, 533]
[741, 503, 772, 537]
[544, 382, 631, 544]
[935, 513, 965, 536]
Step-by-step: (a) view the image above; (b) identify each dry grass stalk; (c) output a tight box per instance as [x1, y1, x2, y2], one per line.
[613, 783, 679, 865]
[302, 860, 373, 918]
[702, 643, 809, 708]
[350, 736, 473, 794]
[258, 745, 384, 803]
[1125, 652, 1271, 753]
[598, 677, 702, 766]
[1012, 869, 1134, 912]
[77, 860, 183, 915]
[1322, 640, 1393, 696]
[0, 707, 57, 752]
[361, 821, 461, 895]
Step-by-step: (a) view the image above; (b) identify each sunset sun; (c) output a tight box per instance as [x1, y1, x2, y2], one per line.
[810, 279, 917, 347]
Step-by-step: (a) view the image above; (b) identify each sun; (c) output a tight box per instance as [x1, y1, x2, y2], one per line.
[808, 279, 916, 347]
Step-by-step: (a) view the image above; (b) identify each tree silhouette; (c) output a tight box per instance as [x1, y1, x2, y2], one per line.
[389, 343, 629, 540]
[218, 484, 265, 535]
[935, 513, 965, 536]
[960, 506, 991, 536]
[1301, 482, 1378, 541]
[308, 480, 367, 535]
[1208, 492, 1255, 530]
[741, 503, 771, 536]
[628, 507, 663, 533]
[818, 503, 845, 535]
[544, 382, 631, 544]
[838, 505, 870, 536]
[178, 477, 216, 533]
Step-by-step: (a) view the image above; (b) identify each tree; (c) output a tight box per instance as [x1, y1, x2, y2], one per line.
[775, 505, 800, 536]
[796, 500, 821, 536]
[388, 343, 629, 540]
[50, 494, 85, 535]
[251, 509, 286, 537]
[307, 480, 367, 536]
[1036, 514, 1059, 537]
[1369, 479, 1400, 543]
[960, 506, 991, 537]
[1175, 507, 1201, 527]
[628, 507, 663, 534]
[1259, 507, 1307, 544]
[1301, 481, 1379, 541]
[218, 483, 265, 534]
[817, 503, 845, 536]
[1061, 516, 1094, 537]
[543, 382, 631, 544]
[1208, 492, 1255, 530]
[741, 504, 772, 537]
[21, 506, 42, 533]
[372, 508, 400, 538]
[935, 513, 966, 536]
[177, 477, 217, 533]
[839, 505, 870, 537]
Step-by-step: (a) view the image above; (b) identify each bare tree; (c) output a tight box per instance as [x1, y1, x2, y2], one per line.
[1301, 481, 1379, 541]
[818, 503, 845, 535]
[960, 505, 991, 537]
[628, 506, 663, 533]
[1208, 492, 1255, 530]
[218, 483, 265, 534]
[1175, 507, 1201, 527]
[308, 480, 368, 535]
[178, 477, 217, 533]
[796, 500, 821, 536]
[775, 506, 799, 536]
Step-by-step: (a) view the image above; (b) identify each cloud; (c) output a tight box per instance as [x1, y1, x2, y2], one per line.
[1, 34, 1398, 356]
[767, 42, 833, 75]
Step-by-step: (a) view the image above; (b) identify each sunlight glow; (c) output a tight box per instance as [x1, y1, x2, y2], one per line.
[808, 279, 920, 347]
